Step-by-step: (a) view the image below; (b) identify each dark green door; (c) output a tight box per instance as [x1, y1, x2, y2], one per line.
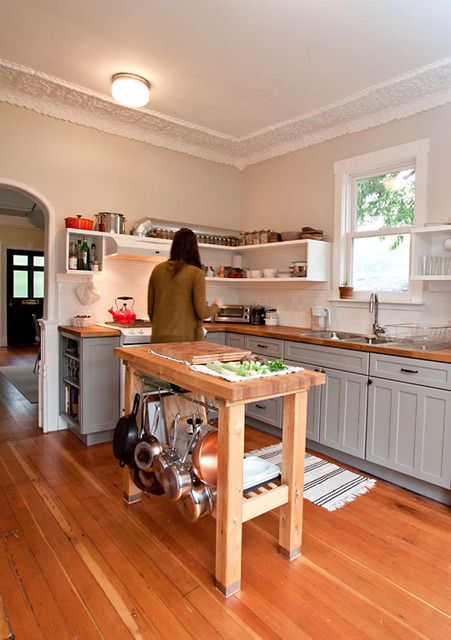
[6, 249, 44, 345]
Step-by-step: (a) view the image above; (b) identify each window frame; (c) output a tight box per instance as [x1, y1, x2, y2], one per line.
[333, 139, 429, 303]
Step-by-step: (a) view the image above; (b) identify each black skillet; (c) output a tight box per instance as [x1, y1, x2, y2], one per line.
[112, 393, 140, 468]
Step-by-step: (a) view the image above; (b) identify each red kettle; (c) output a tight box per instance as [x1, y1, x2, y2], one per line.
[108, 297, 136, 324]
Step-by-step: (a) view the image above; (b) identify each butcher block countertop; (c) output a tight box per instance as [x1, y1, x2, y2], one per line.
[114, 344, 325, 403]
[58, 323, 451, 363]
[206, 323, 451, 364]
[59, 325, 121, 338]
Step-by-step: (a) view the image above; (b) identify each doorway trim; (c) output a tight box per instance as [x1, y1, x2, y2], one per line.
[0, 178, 56, 433]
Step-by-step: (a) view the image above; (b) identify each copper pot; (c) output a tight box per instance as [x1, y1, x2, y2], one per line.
[191, 430, 218, 487]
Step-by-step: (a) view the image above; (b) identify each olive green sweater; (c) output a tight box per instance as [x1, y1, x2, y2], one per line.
[148, 261, 219, 343]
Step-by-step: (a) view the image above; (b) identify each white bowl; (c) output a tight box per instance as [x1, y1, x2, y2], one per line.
[262, 268, 277, 278]
[246, 269, 262, 278]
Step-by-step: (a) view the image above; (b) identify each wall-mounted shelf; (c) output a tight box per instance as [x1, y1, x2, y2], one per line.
[410, 224, 451, 281]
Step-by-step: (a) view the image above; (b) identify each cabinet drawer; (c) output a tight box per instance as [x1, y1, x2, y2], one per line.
[226, 333, 246, 349]
[246, 397, 282, 428]
[370, 353, 451, 391]
[245, 335, 283, 358]
[205, 331, 226, 345]
[285, 341, 369, 374]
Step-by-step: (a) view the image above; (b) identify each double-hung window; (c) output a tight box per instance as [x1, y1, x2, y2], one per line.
[333, 139, 429, 302]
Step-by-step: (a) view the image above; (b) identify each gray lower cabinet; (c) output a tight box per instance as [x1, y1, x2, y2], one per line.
[205, 331, 226, 345]
[226, 332, 246, 349]
[285, 341, 369, 458]
[60, 332, 121, 445]
[245, 334, 284, 430]
[367, 354, 451, 488]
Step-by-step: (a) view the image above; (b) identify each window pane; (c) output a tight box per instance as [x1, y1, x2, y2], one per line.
[33, 271, 44, 298]
[352, 234, 410, 292]
[13, 271, 28, 297]
[13, 255, 28, 266]
[33, 256, 44, 267]
[355, 169, 415, 232]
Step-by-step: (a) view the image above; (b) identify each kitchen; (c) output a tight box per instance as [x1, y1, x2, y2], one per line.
[1, 1, 451, 638]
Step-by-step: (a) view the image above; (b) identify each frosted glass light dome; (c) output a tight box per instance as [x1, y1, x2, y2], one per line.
[111, 73, 150, 108]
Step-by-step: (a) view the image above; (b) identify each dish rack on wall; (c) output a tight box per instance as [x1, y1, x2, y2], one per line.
[384, 323, 451, 350]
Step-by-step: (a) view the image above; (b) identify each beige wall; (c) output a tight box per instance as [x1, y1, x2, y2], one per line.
[241, 102, 451, 234]
[0, 102, 241, 231]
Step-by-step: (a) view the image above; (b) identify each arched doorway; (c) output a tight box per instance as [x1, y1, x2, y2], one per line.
[0, 178, 56, 433]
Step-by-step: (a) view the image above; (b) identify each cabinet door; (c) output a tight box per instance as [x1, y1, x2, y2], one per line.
[226, 332, 246, 349]
[286, 358, 321, 442]
[80, 337, 120, 434]
[320, 367, 368, 459]
[205, 331, 226, 345]
[246, 397, 283, 429]
[367, 378, 451, 488]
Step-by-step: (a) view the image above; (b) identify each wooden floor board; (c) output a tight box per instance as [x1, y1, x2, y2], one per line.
[0, 346, 450, 639]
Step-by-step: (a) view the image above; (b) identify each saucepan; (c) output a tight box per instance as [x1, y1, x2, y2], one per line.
[177, 482, 216, 522]
[162, 422, 203, 501]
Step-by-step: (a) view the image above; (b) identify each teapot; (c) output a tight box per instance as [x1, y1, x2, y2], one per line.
[108, 296, 136, 324]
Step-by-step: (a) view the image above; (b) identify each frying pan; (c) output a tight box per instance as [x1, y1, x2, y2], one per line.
[132, 467, 165, 495]
[134, 404, 163, 471]
[112, 393, 140, 468]
[191, 429, 218, 487]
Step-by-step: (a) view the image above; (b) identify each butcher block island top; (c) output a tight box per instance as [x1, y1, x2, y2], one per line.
[114, 343, 324, 404]
[114, 342, 325, 597]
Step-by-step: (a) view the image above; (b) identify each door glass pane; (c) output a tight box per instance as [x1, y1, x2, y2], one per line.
[13, 255, 28, 266]
[352, 234, 410, 292]
[33, 256, 45, 267]
[33, 271, 44, 298]
[355, 169, 415, 232]
[13, 271, 28, 297]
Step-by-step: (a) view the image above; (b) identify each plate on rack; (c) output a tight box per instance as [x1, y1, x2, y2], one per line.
[243, 456, 280, 490]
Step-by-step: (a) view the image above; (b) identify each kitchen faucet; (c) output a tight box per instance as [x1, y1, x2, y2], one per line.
[369, 292, 385, 336]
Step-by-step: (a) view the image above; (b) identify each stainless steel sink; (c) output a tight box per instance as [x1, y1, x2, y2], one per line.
[300, 331, 367, 341]
[300, 331, 391, 344]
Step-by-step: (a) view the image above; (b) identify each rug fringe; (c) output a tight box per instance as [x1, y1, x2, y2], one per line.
[322, 481, 377, 511]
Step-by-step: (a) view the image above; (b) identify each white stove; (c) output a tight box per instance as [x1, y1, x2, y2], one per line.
[97, 321, 152, 345]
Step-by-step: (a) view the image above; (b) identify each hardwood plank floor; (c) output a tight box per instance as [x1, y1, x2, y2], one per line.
[0, 347, 450, 639]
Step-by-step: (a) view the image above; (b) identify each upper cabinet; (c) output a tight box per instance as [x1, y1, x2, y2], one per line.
[65, 229, 106, 274]
[410, 225, 451, 281]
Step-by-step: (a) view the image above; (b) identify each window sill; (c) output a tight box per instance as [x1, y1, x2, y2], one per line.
[329, 298, 425, 310]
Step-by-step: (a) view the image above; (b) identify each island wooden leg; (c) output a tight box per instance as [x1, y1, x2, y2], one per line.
[215, 402, 245, 597]
[278, 390, 308, 560]
[122, 365, 143, 505]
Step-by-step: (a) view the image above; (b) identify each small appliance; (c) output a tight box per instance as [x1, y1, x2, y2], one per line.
[214, 305, 250, 323]
[250, 303, 266, 325]
[310, 306, 330, 331]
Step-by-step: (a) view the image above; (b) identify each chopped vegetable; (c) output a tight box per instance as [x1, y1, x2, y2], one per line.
[206, 357, 289, 378]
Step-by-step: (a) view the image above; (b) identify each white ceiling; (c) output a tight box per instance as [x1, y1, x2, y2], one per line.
[1, 0, 451, 167]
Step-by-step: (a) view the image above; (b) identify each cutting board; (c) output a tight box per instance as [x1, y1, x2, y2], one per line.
[150, 341, 251, 364]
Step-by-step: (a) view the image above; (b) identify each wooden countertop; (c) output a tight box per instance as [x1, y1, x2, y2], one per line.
[205, 323, 451, 364]
[58, 325, 121, 338]
[58, 323, 451, 364]
[114, 344, 325, 404]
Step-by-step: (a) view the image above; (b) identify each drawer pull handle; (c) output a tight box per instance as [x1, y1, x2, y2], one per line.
[255, 404, 266, 409]
[256, 343, 268, 349]
[400, 367, 418, 374]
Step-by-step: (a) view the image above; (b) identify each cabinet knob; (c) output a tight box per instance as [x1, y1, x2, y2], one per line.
[368, 378, 373, 385]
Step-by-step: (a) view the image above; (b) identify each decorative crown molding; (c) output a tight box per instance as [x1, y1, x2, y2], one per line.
[1, 57, 451, 170]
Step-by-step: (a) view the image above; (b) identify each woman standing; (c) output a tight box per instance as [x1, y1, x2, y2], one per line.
[148, 227, 222, 343]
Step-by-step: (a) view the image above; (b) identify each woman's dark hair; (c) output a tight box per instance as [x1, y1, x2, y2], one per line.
[169, 227, 202, 272]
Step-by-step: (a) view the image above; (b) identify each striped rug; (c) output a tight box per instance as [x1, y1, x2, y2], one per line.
[246, 443, 376, 511]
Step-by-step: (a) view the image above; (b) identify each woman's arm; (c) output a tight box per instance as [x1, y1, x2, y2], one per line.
[147, 275, 154, 320]
[192, 270, 221, 319]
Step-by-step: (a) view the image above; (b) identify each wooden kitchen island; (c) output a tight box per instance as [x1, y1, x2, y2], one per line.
[114, 343, 326, 597]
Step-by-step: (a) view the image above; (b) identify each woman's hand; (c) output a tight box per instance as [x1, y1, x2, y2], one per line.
[213, 297, 223, 308]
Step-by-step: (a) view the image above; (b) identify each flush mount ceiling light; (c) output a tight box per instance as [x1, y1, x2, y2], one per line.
[111, 73, 150, 108]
